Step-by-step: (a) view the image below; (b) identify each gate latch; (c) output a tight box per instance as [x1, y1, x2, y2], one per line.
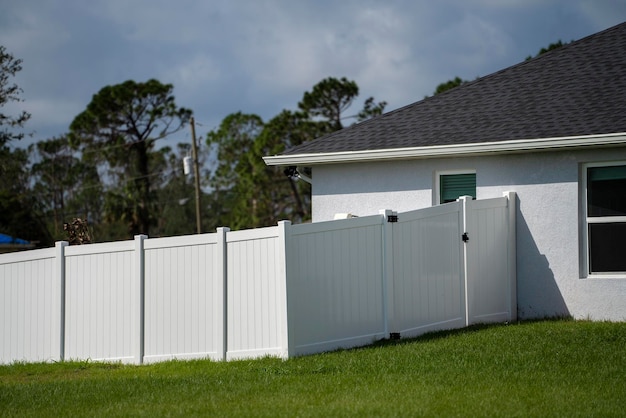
[462, 232, 469, 243]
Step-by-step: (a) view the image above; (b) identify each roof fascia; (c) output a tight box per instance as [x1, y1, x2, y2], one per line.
[263, 133, 626, 166]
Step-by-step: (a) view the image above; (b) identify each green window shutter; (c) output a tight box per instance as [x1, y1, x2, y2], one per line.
[440, 173, 476, 203]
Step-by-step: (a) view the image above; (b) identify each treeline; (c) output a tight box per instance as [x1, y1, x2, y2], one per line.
[1, 71, 385, 246]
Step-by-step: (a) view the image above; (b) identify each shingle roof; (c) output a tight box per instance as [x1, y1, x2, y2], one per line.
[281, 22, 626, 156]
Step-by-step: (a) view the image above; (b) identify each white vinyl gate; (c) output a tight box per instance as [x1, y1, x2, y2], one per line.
[386, 202, 466, 338]
[464, 196, 516, 325]
[385, 194, 516, 339]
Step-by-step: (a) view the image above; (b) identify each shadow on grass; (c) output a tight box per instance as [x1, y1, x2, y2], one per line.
[343, 316, 575, 353]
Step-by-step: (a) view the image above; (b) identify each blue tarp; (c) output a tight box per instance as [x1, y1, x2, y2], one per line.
[0, 233, 31, 245]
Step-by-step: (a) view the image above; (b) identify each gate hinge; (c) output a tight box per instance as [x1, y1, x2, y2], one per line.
[387, 215, 398, 223]
[462, 232, 469, 243]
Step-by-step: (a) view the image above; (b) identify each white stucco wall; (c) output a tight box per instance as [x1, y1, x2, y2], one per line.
[310, 147, 626, 321]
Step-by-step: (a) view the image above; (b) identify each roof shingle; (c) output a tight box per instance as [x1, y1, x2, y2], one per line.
[282, 22, 626, 156]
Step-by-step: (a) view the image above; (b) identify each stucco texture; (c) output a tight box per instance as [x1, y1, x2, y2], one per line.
[310, 147, 626, 321]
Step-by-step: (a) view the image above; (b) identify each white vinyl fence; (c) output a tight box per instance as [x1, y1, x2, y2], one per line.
[0, 192, 516, 364]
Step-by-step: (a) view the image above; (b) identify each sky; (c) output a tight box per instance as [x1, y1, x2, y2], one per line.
[2, 0, 626, 150]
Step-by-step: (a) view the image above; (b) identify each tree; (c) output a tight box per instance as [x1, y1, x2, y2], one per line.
[357, 96, 387, 122]
[207, 112, 264, 191]
[525, 40, 568, 60]
[298, 76, 386, 131]
[0, 46, 31, 144]
[29, 136, 103, 241]
[206, 112, 265, 229]
[253, 110, 314, 222]
[0, 47, 50, 245]
[207, 77, 386, 229]
[0, 145, 52, 246]
[70, 79, 192, 238]
[206, 110, 314, 230]
[151, 143, 207, 237]
[433, 76, 468, 95]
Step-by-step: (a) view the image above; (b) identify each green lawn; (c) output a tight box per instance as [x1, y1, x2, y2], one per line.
[1, 319, 625, 417]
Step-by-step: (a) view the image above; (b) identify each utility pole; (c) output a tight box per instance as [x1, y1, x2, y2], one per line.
[190, 117, 202, 234]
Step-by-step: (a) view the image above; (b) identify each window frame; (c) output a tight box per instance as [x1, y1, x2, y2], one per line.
[434, 169, 477, 205]
[582, 161, 626, 278]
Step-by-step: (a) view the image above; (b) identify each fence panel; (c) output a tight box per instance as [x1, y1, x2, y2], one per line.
[226, 225, 289, 360]
[287, 215, 386, 356]
[464, 195, 516, 324]
[0, 195, 515, 364]
[0, 248, 60, 363]
[64, 241, 137, 362]
[390, 203, 466, 337]
[143, 232, 225, 362]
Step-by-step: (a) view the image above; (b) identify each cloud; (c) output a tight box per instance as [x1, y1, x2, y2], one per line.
[163, 53, 222, 88]
[576, 0, 626, 30]
[0, 3, 70, 54]
[26, 98, 83, 128]
[223, 3, 421, 115]
[2, 0, 625, 148]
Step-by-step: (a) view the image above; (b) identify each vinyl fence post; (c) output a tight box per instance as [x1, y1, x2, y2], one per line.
[504, 191, 517, 321]
[216, 227, 230, 361]
[379, 210, 395, 338]
[458, 196, 472, 326]
[56, 241, 69, 362]
[134, 234, 147, 365]
[277, 220, 291, 358]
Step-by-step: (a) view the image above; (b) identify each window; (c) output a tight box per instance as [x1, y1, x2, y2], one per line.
[584, 163, 626, 275]
[437, 172, 476, 204]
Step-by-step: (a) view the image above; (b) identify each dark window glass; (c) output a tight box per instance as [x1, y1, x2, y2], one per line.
[587, 166, 626, 217]
[588, 223, 626, 273]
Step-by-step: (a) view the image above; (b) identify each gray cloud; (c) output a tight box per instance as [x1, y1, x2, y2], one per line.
[1, 0, 624, 147]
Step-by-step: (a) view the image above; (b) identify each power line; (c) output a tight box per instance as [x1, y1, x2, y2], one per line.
[32, 166, 187, 195]
[78, 131, 181, 156]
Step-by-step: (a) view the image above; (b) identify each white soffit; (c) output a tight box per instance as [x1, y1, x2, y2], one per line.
[263, 133, 626, 166]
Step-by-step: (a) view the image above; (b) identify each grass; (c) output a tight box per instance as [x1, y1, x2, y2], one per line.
[1, 319, 625, 417]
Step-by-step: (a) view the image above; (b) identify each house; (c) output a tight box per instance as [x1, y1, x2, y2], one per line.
[264, 22, 626, 321]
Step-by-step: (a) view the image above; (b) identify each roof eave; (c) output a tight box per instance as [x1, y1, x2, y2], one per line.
[263, 133, 626, 166]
